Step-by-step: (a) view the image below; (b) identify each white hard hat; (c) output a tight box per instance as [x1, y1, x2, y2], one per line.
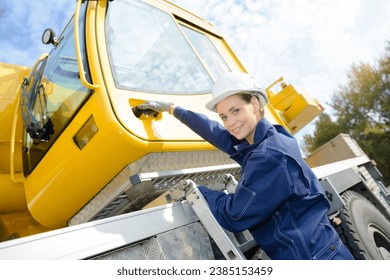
[206, 71, 268, 112]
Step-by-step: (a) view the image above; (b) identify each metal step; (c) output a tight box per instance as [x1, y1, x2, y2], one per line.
[86, 163, 241, 222]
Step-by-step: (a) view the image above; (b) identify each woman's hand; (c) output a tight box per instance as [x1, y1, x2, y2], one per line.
[136, 100, 175, 114]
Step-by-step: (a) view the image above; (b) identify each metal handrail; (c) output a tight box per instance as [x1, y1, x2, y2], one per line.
[10, 90, 25, 184]
[74, 0, 98, 89]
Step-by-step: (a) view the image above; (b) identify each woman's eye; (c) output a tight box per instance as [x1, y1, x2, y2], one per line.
[233, 108, 240, 114]
[221, 116, 227, 121]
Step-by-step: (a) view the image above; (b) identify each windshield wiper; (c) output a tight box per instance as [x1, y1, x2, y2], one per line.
[21, 58, 54, 142]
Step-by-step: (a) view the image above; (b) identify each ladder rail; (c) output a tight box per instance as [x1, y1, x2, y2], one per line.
[170, 179, 247, 260]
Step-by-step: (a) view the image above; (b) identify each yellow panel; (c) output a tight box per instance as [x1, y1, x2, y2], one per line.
[0, 210, 50, 241]
[0, 174, 26, 212]
[269, 84, 298, 112]
[268, 80, 323, 134]
[287, 103, 323, 133]
[0, 62, 28, 174]
[284, 94, 309, 122]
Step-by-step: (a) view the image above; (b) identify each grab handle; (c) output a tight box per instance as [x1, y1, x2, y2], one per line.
[10, 92, 25, 184]
[74, 0, 98, 90]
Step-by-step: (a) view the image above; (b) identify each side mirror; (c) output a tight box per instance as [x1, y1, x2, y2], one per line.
[42, 28, 58, 46]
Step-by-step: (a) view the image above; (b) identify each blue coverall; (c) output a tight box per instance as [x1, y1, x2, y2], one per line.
[173, 106, 354, 260]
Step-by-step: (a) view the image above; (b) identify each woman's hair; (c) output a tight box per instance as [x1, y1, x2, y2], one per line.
[239, 93, 265, 116]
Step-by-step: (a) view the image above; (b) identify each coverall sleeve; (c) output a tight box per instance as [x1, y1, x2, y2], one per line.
[198, 152, 292, 232]
[173, 106, 238, 155]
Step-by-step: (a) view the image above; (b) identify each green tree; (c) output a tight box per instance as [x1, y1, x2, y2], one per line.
[302, 113, 340, 154]
[304, 41, 390, 183]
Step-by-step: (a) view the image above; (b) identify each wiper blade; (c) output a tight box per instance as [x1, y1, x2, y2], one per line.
[21, 63, 54, 142]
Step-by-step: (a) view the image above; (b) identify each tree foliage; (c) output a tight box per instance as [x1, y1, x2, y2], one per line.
[302, 113, 340, 154]
[304, 41, 390, 183]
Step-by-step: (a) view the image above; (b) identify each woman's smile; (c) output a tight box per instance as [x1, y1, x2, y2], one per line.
[216, 94, 262, 144]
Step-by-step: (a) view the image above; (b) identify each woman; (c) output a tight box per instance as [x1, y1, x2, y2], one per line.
[137, 71, 354, 260]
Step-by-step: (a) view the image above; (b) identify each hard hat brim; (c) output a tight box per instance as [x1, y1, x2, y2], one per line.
[206, 88, 268, 112]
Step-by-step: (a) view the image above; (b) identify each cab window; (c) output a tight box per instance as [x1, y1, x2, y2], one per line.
[179, 24, 230, 80]
[105, 0, 229, 94]
[23, 4, 90, 174]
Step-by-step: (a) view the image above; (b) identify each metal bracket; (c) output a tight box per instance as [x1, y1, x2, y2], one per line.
[169, 179, 246, 260]
[320, 178, 345, 215]
[220, 173, 238, 193]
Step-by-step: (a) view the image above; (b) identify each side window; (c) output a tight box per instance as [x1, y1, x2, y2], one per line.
[180, 24, 231, 81]
[23, 5, 90, 174]
[41, 20, 89, 128]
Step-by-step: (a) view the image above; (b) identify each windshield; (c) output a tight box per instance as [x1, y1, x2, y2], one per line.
[105, 0, 230, 94]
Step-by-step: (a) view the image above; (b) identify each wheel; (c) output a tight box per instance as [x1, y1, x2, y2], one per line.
[335, 190, 390, 259]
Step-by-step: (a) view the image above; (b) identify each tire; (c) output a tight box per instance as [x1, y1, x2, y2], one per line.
[335, 190, 390, 260]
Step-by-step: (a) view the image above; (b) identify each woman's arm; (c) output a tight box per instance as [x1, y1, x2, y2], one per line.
[198, 152, 292, 232]
[173, 106, 239, 155]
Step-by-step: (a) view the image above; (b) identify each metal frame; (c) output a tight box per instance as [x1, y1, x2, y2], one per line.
[0, 202, 198, 260]
[311, 155, 370, 179]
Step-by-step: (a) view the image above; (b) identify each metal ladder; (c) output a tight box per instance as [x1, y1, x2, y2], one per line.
[168, 178, 255, 260]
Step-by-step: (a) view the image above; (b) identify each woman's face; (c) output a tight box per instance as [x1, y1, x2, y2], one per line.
[216, 94, 261, 144]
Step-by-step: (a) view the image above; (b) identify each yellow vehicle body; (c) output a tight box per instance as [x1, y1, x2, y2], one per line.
[0, 0, 322, 241]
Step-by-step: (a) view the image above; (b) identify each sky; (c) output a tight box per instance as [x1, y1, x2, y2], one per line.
[1, 0, 390, 142]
